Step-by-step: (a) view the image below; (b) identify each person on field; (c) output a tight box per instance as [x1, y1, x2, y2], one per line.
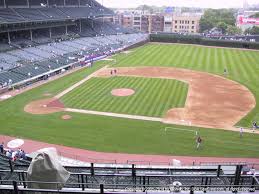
[110, 70, 113, 76]
[223, 68, 228, 76]
[240, 127, 243, 138]
[252, 121, 257, 132]
[196, 136, 202, 149]
[113, 69, 117, 76]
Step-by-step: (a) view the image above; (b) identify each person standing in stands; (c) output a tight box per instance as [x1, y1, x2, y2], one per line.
[0, 142, 4, 154]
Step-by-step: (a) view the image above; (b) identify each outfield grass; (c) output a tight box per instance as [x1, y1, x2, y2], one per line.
[0, 43, 259, 158]
[61, 77, 188, 117]
[110, 43, 259, 127]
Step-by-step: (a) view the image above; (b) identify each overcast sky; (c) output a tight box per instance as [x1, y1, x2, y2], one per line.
[96, 0, 259, 9]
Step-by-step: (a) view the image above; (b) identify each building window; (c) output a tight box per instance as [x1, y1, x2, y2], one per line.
[175, 20, 177, 24]
[192, 21, 195, 24]
[175, 26, 177, 29]
[192, 26, 194, 29]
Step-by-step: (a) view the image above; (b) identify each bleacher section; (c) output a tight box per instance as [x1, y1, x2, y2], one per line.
[0, 33, 148, 87]
[0, 0, 148, 89]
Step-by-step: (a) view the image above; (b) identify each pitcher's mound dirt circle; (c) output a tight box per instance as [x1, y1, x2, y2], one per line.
[111, 88, 135, 97]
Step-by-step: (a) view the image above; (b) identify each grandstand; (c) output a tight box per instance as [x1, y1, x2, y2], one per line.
[0, 0, 148, 91]
[0, 152, 259, 193]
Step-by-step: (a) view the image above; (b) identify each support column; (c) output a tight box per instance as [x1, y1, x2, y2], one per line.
[64, 0, 66, 6]
[27, 0, 29, 8]
[3, 0, 6, 8]
[30, 29, 33, 41]
[7, 32, 11, 44]
[46, 0, 49, 7]
[65, 25, 68, 35]
[49, 28, 52, 39]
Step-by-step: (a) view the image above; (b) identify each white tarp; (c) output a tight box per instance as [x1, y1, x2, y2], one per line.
[27, 147, 70, 190]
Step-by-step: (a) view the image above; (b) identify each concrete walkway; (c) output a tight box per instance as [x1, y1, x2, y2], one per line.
[1, 135, 259, 167]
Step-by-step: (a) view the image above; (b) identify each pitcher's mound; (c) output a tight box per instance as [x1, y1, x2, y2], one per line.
[62, 115, 72, 120]
[111, 88, 135, 97]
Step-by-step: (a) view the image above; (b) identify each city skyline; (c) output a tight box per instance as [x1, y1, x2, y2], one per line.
[96, 0, 259, 9]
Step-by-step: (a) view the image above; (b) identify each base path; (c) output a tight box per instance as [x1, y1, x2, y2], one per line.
[96, 67, 256, 130]
[65, 108, 162, 122]
[1, 135, 259, 166]
[55, 66, 108, 99]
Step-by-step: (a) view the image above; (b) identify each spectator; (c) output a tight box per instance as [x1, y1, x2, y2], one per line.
[0, 142, 4, 154]
[20, 150, 27, 160]
[6, 150, 12, 159]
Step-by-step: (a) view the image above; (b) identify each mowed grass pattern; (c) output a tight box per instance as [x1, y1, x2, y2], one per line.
[108, 43, 259, 127]
[61, 77, 188, 117]
[1, 47, 259, 157]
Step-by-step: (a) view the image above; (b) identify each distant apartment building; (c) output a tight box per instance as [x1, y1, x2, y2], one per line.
[115, 11, 201, 34]
[133, 14, 141, 31]
[149, 15, 164, 33]
[117, 13, 164, 33]
[171, 13, 201, 33]
[164, 15, 173, 32]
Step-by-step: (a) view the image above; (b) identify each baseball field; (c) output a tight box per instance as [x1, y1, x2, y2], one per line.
[1, 43, 259, 158]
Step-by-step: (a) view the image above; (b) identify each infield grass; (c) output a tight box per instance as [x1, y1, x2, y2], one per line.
[61, 77, 188, 117]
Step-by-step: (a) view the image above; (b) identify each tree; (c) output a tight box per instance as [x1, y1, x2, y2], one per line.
[226, 26, 242, 35]
[245, 26, 259, 35]
[249, 13, 259, 18]
[199, 9, 237, 33]
[216, 22, 228, 34]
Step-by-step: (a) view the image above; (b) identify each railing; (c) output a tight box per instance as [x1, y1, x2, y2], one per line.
[57, 150, 259, 170]
[1, 163, 258, 193]
[1, 179, 258, 194]
[126, 160, 172, 166]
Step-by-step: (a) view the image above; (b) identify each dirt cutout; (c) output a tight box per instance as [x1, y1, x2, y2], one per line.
[24, 98, 64, 115]
[96, 67, 256, 129]
[62, 115, 72, 120]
